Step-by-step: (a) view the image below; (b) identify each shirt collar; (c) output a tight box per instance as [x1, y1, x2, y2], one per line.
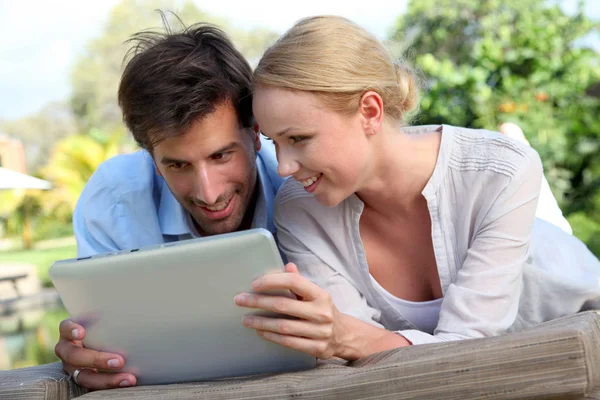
[157, 154, 276, 237]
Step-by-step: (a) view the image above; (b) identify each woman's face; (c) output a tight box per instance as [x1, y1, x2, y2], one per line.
[253, 87, 372, 207]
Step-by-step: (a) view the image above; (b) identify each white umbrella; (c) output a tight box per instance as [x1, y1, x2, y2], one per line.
[0, 167, 52, 190]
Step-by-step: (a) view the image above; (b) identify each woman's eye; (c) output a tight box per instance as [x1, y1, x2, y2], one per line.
[289, 136, 307, 145]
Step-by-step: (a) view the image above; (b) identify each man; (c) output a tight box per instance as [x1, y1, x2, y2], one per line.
[54, 21, 283, 390]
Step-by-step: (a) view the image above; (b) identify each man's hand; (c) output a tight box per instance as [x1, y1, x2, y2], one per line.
[54, 319, 137, 390]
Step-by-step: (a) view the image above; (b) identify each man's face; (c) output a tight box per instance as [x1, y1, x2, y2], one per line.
[153, 101, 261, 236]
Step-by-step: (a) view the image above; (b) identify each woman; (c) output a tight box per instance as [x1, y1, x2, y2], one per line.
[234, 16, 600, 360]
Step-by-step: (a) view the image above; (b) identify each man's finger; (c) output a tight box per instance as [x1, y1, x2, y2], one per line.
[59, 319, 85, 341]
[64, 364, 136, 390]
[55, 337, 125, 371]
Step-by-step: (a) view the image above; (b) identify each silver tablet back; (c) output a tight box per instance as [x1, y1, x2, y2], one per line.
[50, 228, 316, 385]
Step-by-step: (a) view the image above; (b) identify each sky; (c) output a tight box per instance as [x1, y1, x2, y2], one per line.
[0, 0, 598, 121]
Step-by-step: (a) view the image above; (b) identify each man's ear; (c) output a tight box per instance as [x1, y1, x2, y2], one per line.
[252, 122, 262, 152]
[154, 163, 163, 177]
[358, 91, 384, 136]
[152, 155, 163, 177]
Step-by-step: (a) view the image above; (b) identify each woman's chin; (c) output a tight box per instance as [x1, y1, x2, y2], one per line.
[313, 191, 345, 208]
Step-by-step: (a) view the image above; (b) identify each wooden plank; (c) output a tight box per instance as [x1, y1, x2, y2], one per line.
[1, 311, 598, 400]
[0, 362, 86, 400]
[0, 273, 28, 298]
[0, 274, 29, 283]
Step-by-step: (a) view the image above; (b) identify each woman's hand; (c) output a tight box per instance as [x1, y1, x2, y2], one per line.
[234, 263, 345, 359]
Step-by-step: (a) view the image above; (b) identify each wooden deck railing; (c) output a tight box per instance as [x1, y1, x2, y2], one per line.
[1, 311, 599, 400]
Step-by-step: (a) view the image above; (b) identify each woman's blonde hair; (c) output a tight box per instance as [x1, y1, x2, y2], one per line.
[253, 16, 419, 123]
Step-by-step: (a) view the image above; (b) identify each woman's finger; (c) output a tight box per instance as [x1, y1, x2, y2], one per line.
[257, 330, 333, 359]
[252, 272, 323, 301]
[242, 315, 332, 339]
[235, 293, 324, 321]
[284, 263, 300, 274]
[236, 292, 334, 323]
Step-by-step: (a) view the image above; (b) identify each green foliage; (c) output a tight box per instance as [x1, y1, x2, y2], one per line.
[0, 102, 77, 172]
[2, 191, 47, 249]
[0, 245, 76, 288]
[3, 194, 73, 245]
[567, 212, 600, 256]
[41, 130, 122, 210]
[1, 131, 120, 248]
[32, 217, 74, 243]
[5, 307, 69, 368]
[22, 308, 69, 367]
[392, 0, 600, 254]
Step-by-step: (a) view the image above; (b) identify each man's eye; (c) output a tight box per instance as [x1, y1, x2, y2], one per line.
[170, 162, 186, 170]
[211, 152, 231, 161]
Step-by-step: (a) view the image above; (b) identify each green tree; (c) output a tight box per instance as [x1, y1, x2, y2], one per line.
[1, 190, 43, 249]
[70, 0, 278, 135]
[41, 130, 122, 211]
[1, 131, 123, 248]
[0, 102, 77, 172]
[392, 0, 600, 254]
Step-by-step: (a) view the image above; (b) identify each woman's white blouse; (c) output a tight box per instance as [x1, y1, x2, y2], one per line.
[274, 125, 600, 345]
[369, 274, 443, 334]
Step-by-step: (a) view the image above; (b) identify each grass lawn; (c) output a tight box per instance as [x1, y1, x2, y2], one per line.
[0, 245, 77, 287]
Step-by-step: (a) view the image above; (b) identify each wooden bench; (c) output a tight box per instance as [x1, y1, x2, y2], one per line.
[0, 273, 28, 298]
[1, 311, 599, 400]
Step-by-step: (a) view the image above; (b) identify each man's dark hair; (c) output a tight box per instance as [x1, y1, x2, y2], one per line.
[118, 14, 253, 151]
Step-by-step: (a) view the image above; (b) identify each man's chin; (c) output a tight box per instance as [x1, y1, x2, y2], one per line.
[193, 216, 243, 236]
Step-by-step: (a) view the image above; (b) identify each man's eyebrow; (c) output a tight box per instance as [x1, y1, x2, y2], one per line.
[159, 156, 188, 165]
[208, 142, 238, 158]
[159, 142, 239, 165]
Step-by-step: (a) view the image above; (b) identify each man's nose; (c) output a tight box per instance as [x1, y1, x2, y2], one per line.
[276, 148, 300, 178]
[194, 167, 222, 205]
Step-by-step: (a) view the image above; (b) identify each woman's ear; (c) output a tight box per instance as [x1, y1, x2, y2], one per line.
[358, 91, 384, 136]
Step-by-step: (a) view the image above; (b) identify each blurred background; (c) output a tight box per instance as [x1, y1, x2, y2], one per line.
[0, 0, 598, 369]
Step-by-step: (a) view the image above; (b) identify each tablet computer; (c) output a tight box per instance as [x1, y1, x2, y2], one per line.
[49, 228, 316, 385]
